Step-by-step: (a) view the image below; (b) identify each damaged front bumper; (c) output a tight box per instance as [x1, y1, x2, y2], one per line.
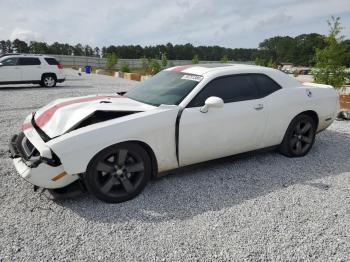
[9, 129, 78, 189]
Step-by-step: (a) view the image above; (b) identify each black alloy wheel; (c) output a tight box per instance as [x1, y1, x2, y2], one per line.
[280, 114, 316, 157]
[84, 143, 151, 203]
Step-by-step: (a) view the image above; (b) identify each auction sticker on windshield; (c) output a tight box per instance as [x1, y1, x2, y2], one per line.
[181, 75, 203, 82]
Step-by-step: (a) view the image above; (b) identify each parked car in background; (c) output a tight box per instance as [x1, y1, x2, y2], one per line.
[0, 54, 65, 87]
[9, 64, 338, 203]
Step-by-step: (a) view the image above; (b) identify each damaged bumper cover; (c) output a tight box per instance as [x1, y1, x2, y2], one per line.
[9, 120, 78, 189]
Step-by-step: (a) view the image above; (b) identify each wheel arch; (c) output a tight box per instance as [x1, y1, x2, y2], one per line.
[297, 110, 319, 130]
[41, 72, 57, 81]
[86, 140, 159, 179]
[130, 140, 159, 179]
[280, 110, 319, 145]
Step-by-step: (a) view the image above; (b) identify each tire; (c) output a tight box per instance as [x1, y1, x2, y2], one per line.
[41, 74, 56, 87]
[279, 114, 316, 157]
[84, 143, 151, 203]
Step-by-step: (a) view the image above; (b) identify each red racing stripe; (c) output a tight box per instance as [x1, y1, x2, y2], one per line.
[22, 122, 33, 131]
[22, 95, 123, 131]
[171, 65, 193, 72]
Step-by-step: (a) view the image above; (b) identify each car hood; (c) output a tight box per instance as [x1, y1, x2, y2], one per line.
[22, 94, 156, 138]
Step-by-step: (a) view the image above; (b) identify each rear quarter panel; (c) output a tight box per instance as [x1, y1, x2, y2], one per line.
[261, 84, 338, 148]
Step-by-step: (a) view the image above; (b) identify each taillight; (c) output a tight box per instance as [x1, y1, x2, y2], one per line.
[57, 64, 63, 69]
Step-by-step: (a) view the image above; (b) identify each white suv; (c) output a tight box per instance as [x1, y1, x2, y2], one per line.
[0, 54, 65, 87]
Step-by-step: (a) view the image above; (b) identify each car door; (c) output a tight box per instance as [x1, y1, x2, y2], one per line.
[0, 57, 21, 82]
[250, 73, 283, 147]
[17, 57, 42, 81]
[178, 74, 269, 166]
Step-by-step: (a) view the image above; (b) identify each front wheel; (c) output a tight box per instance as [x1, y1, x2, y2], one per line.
[84, 143, 151, 203]
[279, 114, 316, 157]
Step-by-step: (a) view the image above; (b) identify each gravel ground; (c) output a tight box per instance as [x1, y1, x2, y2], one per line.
[0, 69, 349, 261]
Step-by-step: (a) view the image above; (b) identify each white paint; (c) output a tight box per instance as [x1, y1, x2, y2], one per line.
[13, 65, 338, 189]
[0, 54, 65, 83]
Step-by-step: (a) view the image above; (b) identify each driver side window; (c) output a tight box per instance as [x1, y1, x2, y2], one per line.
[188, 75, 259, 107]
[1, 57, 18, 66]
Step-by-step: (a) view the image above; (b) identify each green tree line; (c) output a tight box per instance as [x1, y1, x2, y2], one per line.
[1, 33, 349, 67]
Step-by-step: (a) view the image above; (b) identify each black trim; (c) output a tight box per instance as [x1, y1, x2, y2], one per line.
[31, 113, 51, 142]
[0, 80, 41, 85]
[175, 108, 184, 165]
[17, 57, 41, 66]
[9, 134, 20, 158]
[9, 132, 61, 167]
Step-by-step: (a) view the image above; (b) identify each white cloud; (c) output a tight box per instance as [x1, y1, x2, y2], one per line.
[9, 28, 42, 42]
[0, 0, 349, 48]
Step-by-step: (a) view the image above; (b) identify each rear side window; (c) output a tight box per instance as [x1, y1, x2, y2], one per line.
[1, 57, 18, 66]
[188, 75, 259, 107]
[253, 74, 281, 97]
[44, 58, 59, 65]
[18, 57, 41, 66]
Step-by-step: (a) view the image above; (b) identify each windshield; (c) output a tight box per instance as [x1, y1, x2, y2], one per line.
[0, 56, 9, 62]
[126, 71, 203, 106]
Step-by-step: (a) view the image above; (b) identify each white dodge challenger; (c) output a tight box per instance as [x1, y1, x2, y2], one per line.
[9, 64, 338, 203]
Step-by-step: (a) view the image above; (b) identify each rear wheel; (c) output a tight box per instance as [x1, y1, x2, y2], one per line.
[279, 114, 316, 157]
[41, 74, 56, 87]
[84, 143, 151, 203]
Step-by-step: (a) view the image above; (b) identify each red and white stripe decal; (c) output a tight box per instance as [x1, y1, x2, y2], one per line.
[22, 95, 124, 131]
[170, 65, 193, 72]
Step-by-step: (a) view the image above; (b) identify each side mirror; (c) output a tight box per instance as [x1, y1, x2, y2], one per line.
[200, 96, 224, 113]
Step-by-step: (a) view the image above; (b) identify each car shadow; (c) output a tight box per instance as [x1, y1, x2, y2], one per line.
[57, 128, 350, 223]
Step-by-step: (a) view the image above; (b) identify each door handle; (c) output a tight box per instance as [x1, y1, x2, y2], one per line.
[254, 104, 264, 110]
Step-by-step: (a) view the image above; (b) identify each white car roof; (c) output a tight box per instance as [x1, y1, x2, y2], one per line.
[166, 63, 300, 88]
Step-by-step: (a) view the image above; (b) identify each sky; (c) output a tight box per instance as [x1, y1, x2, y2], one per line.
[0, 0, 349, 48]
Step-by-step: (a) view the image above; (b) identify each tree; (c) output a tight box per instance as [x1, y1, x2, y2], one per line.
[140, 56, 149, 74]
[192, 54, 199, 64]
[12, 39, 29, 53]
[266, 58, 276, 68]
[94, 47, 100, 57]
[294, 33, 326, 66]
[161, 53, 168, 68]
[105, 52, 118, 69]
[121, 62, 130, 73]
[258, 36, 296, 64]
[149, 59, 161, 75]
[0, 35, 348, 65]
[0, 41, 6, 54]
[73, 44, 84, 56]
[84, 45, 94, 56]
[220, 55, 228, 63]
[49, 42, 64, 54]
[29, 41, 48, 54]
[312, 16, 347, 88]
